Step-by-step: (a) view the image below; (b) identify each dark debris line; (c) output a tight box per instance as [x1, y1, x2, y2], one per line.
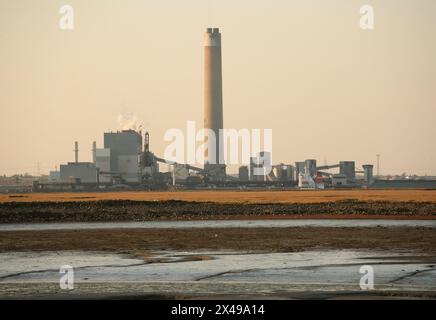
[0, 200, 435, 223]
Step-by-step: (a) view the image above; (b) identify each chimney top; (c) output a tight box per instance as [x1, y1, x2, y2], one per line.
[206, 27, 220, 34]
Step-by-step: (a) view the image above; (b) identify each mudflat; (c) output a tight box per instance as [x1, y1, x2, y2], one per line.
[0, 227, 435, 256]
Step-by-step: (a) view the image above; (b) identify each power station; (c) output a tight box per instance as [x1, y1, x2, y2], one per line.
[32, 28, 408, 191]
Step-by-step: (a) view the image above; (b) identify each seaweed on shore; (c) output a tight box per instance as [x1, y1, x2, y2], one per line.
[0, 199, 435, 223]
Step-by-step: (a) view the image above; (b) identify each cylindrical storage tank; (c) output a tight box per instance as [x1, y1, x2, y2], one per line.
[305, 159, 317, 177]
[288, 165, 295, 181]
[239, 166, 249, 181]
[274, 164, 293, 181]
[273, 166, 284, 181]
[295, 162, 305, 182]
[362, 164, 374, 184]
[339, 161, 355, 180]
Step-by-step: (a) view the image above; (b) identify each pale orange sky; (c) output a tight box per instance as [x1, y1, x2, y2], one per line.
[0, 0, 435, 175]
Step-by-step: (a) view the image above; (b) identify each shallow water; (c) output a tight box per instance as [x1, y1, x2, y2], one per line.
[1, 219, 435, 231]
[0, 250, 435, 296]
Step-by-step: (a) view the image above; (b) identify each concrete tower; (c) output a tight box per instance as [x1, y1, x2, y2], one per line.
[204, 27, 226, 179]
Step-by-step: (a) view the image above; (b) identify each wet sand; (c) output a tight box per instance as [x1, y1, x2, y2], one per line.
[2, 283, 436, 300]
[1, 227, 435, 255]
[1, 249, 435, 300]
[1, 219, 435, 232]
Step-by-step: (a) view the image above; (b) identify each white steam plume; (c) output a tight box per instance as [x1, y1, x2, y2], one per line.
[117, 112, 142, 131]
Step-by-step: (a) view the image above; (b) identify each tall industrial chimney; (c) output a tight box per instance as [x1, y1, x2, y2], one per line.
[74, 141, 79, 163]
[204, 27, 226, 179]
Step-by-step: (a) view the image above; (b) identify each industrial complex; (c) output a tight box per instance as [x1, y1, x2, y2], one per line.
[3, 28, 435, 192]
[44, 130, 377, 191]
[39, 28, 372, 191]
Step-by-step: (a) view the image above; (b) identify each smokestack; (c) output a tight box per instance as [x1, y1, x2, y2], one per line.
[144, 132, 150, 153]
[74, 141, 79, 163]
[92, 141, 97, 163]
[204, 27, 226, 178]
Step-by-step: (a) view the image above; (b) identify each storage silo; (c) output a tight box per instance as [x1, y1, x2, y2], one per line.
[305, 159, 317, 177]
[339, 161, 356, 180]
[362, 164, 374, 184]
[295, 162, 305, 183]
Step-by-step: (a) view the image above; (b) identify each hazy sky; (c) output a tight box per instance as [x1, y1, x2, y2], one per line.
[1, 0, 435, 175]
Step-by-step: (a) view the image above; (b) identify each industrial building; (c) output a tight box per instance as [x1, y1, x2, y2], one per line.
[60, 162, 98, 183]
[95, 148, 111, 183]
[339, 161, 356, 181]
[49, 28, 383, 191]
[273, 164, 294, 182]
[59, 130, 156, 185]
[59, 141, 98, 183]
[363, 165, 374, 184]
[248, 152, 273, 182]
[101, 130, 143, 183]
[54, 139, 380, 190]
[238, 166, 249, 181]
[294, 158, 376, 189]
